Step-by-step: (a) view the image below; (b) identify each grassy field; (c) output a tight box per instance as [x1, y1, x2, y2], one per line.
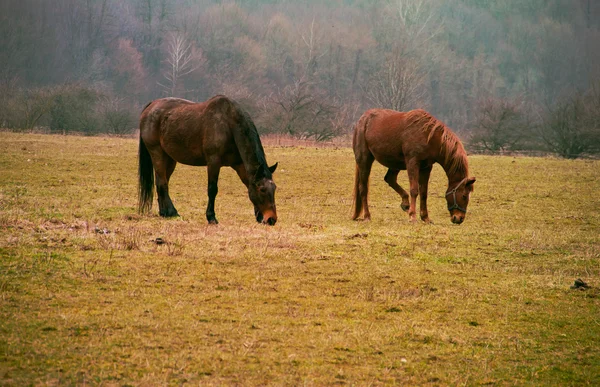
[0, 132, 599, 386]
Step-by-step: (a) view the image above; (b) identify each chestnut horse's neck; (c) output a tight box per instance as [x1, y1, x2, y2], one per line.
[231, 109, 271, 180]
[434, 132, 469, 188]
[406, 109, 469, 187]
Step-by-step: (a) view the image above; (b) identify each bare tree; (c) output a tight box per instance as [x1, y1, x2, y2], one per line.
[263, 77, 340, 140]
[98, 96, 136, 135]
[470, 97, 529, 153]
[540, 93, 598, 158]
[158, 32, 204, 96]
[363, 0, 441, 112]
[365, 51, 427, 111]
[384, 0, 443, 45]
[298, 17, 327, 76]
[21, 88, 56, 130]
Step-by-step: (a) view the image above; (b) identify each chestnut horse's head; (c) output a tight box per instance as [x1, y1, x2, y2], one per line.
[446, 177, 476, 224]
[248, 163, 278, 225]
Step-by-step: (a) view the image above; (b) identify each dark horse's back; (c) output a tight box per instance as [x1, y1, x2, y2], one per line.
[139, 95, 244, 167]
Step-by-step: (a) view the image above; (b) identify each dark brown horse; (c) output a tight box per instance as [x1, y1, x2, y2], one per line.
[138, 95, 278, 225]
[352, 108, 476, 224]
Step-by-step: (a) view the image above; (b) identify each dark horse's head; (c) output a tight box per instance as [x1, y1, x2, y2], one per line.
[446, 177, 476, 224]
[249, 163, 278, 225]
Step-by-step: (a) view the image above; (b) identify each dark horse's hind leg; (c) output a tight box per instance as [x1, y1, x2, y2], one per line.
[154, 152, 179, 217]
[206, 162, 221, 224]
[384, 169, 410, 212]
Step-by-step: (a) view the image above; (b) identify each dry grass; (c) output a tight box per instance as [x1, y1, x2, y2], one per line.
[0, 132, 599, 385]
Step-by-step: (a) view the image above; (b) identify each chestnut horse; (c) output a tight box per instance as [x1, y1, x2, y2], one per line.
[352, 108, 476, 224]
[138, 95, 278, 225]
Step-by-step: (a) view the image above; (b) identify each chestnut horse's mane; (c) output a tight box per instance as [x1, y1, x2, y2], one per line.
[405, 109, 468, 176]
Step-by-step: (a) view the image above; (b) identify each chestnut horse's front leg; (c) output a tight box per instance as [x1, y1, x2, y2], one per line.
[206, 162, 221, 224]
[405, 158, 420, 222]
[418, 165, 433, 223]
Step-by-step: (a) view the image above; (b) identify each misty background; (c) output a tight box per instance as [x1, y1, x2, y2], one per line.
[1, 0, 599, 157]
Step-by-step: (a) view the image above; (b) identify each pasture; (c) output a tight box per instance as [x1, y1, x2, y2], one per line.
[0, 132, 599, 385]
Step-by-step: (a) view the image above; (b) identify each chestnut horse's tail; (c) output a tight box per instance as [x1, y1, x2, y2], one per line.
[138, 135, 154, 214]
[351, 163, 362, 220]
[351, 116, 366, 220]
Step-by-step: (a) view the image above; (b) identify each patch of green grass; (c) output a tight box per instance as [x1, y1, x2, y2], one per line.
[0, 132, 599, 385]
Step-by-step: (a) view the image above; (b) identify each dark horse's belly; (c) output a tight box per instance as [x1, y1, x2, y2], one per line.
[160, 133, 208, 166]
[160, 123, 242, 167]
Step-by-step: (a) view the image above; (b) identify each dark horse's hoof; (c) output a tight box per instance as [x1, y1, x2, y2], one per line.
[401, 203, 410, 212]
[160, 209, 179, 218]
[208, 218, 219, 225]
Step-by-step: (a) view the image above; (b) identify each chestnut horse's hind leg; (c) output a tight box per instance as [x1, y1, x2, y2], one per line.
[384, 169, 410, 212]
[354, 156, 374, 220]
[154, 152, 179, 217]
[206, 162, 221, 224]
[418, 165, 433, 223]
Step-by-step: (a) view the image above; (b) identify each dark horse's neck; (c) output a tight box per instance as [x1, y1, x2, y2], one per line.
[231, 108, 271, 181]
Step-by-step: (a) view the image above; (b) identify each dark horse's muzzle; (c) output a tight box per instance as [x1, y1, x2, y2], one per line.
[255, 209, 277, 226]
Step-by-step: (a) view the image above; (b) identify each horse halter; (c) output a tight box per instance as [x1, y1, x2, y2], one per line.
[446, 177, 469, 213]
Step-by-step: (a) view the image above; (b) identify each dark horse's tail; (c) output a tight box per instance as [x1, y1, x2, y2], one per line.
[138, 102, 154, 214]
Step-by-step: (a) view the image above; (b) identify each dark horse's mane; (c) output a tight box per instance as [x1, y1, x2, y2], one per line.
[405, 109, 469, 176]
[229, 98, 272, 179]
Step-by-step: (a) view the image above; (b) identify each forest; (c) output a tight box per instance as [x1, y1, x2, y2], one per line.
[1, 0, 599, 157]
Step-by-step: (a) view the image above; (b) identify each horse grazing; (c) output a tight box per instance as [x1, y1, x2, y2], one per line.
[352, 108, 476, 224]
[138, 95, 278, 225]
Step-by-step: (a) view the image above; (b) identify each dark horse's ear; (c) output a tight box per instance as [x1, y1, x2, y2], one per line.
[269, 162, 278, 174]
[466, 177, 476, 186]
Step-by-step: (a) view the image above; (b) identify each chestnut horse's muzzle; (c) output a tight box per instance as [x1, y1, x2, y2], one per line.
[451, 213, 465, 224]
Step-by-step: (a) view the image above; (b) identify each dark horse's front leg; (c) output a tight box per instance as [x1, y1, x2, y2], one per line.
[206, 163, 221, 224]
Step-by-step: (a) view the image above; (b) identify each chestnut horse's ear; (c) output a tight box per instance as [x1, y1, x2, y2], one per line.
[269, 162, 278, 174]
[466, 177, 476, 186]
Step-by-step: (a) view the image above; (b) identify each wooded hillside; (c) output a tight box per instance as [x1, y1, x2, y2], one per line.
[1, 0, 599, 156]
